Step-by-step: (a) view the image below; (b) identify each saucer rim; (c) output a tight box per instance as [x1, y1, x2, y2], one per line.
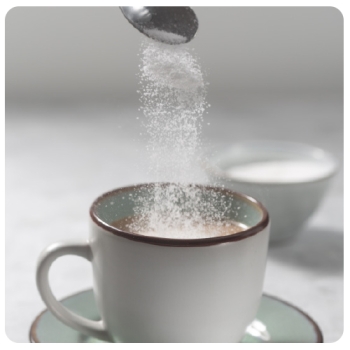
[30, 289, 323, 343]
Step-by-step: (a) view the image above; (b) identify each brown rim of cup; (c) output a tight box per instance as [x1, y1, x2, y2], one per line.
[89, 183, 269, 247]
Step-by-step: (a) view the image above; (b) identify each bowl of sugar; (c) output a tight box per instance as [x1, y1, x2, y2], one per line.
[204, 140, 337, 243]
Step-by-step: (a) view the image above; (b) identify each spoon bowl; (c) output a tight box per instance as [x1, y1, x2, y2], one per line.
[120, 6, 198, 44]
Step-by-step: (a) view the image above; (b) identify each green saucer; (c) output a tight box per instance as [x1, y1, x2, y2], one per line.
[30, 290, 323, 343]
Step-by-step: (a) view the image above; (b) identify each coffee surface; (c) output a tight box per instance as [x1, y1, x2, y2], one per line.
[110, 216, 248, 239]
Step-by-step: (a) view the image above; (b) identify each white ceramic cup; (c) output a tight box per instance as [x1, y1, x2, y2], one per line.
[36, 183, 270, 342]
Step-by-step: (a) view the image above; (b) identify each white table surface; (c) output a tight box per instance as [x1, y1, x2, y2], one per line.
[6, 91, 343, 342]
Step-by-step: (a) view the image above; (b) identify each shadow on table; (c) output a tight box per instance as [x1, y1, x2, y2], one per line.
[268, 227, 343, 276]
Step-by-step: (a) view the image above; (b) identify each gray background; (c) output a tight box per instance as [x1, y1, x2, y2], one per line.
[6, 7, 343, 342]
[6, 7, 343, 104]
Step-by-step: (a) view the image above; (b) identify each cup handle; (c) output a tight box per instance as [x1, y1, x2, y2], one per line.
[36, 241, 111, 342]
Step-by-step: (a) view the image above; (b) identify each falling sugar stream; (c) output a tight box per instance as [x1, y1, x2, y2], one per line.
[130, 40, 232, 239]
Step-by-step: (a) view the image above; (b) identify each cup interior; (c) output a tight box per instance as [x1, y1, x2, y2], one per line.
[90, 184, 269, 245]
[92, 184, 264, 228]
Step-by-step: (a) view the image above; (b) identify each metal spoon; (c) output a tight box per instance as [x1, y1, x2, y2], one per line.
[120, 6, 198, 45]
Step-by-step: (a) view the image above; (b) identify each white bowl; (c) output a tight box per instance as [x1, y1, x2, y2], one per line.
[204, 140, 337, 243]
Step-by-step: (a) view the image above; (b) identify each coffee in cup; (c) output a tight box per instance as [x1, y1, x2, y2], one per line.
[111, 216, 248, 238]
